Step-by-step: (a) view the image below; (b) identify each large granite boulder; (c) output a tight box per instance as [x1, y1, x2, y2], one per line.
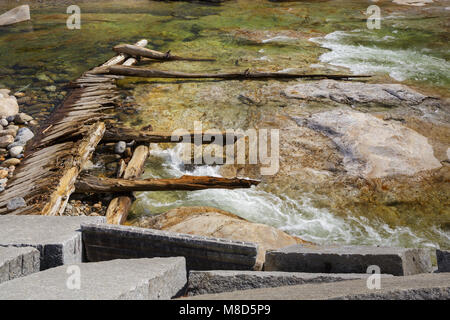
[296, 109, 442, 178]
[134, 206, 308, 269]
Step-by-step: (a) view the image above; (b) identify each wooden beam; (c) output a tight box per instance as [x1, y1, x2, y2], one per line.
[113, 44, 215, 62]
[123, 145, 149, 179]
[102, 127, 241, 144]
[76, 174, 260, 193]
[102, 40, 148, 67]
[106, 65, 372, 80]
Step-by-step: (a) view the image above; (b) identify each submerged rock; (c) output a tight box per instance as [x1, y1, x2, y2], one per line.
[14, 113, 33, 124]
[299, 109, 442, 178]
[134, 206, 309, 268]
[0, 5, 30, 27]
[283, 80, 429, 107]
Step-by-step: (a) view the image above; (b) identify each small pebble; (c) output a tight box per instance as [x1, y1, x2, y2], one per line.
[2, 158, 20, 166]
[9, 146, 23, 158]
[93, 202, 102, 209]
[44, 85, 57, 92]
[6, 197, 26, 211]
[114, 141, 126, 154]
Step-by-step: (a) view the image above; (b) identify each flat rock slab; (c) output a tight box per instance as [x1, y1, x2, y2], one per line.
[0, 257, 186, 300]
[0, 247, 40, 284]
[264, 245, 432, 276]
[437, 250, 450, 272]
[283, 80, 428, 107]
[0, 216, 105, 270]
[81, 223, 258, 270]
[187, 270, 393, 296]
[184, 273, 450, 300]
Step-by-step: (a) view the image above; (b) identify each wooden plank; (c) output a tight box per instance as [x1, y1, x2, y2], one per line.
[102, 127, 241, 144]
[41, 122, 105, 216]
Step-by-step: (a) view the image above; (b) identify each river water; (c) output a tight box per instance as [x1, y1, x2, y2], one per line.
[1, 0, 449, 248]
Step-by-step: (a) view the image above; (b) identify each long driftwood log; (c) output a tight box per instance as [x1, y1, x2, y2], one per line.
[106, 65, 371, 80]
[76, 174, 260, 193]
[113, 44, 215, 62]
[103, 127, 241, 144]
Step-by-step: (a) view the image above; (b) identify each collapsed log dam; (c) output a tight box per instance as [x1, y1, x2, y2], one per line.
[0, 40, 367, 223]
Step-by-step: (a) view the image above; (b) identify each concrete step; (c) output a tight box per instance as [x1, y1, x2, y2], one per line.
[81, 223, 258, 271]
[0, 247, 40, 284]
[0, 216, 105, 270]
[264, 244, 432, 276]
[187, 270, 394, 296]
[184, 272, 450, 300]
[0, 257, 186, 300]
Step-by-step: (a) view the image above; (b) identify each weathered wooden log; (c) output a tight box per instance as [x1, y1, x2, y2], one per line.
[76, 174, 260, 193]
[106, 66, 372, 80]
[113, 44, 215, 62]
[41, 122, 106, 216]
[105, 197, 132, 225]
[105, 145, 149, 224]
[103, 40, 148, 67]
[102, 127, 241, 144]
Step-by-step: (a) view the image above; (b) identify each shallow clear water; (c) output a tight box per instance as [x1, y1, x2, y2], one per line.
[131, 144, 447, 248]
[1, 0, 449, 248]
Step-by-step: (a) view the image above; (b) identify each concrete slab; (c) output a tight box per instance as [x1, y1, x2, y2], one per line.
[0, 247, 40, 284]
[0, 257, 186, 300]
[437, 250, 450, 272]
[264, 245, 432, 276]
[0, 216, 105, 270]
[184, 273, 450, 300]
[187, 270, 394, 296]
[81, 223, 258, 271]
